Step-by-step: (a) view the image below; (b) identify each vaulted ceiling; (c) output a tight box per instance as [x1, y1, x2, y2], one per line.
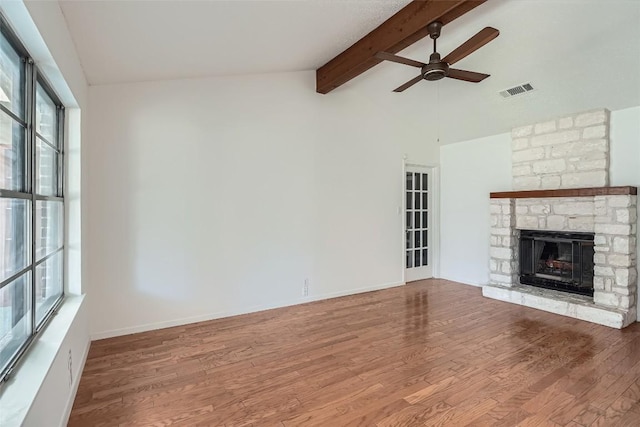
[57, 0, 414, 85]
[57, 0, 640, 144]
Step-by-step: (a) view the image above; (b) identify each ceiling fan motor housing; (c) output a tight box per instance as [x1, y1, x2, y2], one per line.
[422, 52, 449, 81]
[422, 64, 447, 81]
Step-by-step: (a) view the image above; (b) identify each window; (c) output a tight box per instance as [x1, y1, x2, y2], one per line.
[0, 15, 64, 383]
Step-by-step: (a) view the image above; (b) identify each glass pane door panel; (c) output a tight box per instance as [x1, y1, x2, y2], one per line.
[0, 272, 32, 375]
[35, 200, 63, 260]
[36, 137, 58, 196]
[0, 198, 30, 282]
[0, 34, 25, 119]
[0, 113, 26, 191]
[405, 170, 430, 273]
[35, 84, 57, 145]
[35, 251, 63, 326]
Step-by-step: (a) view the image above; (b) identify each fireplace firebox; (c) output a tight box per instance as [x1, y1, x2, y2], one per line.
[519, 230, 595, 296]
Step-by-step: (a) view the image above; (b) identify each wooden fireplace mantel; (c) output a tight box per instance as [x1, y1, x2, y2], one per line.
[490, 186, 638, 199]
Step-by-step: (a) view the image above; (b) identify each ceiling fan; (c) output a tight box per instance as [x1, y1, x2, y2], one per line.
[375, 21, 499, 92]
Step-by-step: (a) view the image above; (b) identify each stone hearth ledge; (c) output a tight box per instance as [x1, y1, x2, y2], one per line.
[482, 284, 634, 329]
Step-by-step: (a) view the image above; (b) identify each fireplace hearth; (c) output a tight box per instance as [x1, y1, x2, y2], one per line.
[519, 230, 594, 296]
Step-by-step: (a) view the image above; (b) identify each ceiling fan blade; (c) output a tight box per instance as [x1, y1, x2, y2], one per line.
[393, 75, 424, 92]
[447, 68, 490, 83]
[376, 51, 425, 68]
[442, 27, 499, 66]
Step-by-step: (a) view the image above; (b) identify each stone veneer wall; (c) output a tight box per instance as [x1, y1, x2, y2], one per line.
[486, 107, 638, 328]
[511, 109, 609, 190]
[593, 195, 637, 312]
[489, 199, 519, 286]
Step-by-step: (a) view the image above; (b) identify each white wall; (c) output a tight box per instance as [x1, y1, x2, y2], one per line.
[0, 2, 90, 426]
[439, 133, 512, 285]
[610, 107, 640, 187]
[440, 106, 640, 288]
[87, 71, 439, 338]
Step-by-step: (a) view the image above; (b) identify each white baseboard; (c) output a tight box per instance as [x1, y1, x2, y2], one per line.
[438, 275, 483, 287]
[91, 281, 406, 340]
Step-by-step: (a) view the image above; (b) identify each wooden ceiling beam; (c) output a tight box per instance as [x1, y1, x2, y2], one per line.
[315, 0, 488, 94]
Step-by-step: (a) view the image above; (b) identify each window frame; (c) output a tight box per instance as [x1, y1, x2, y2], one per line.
[0, 12, 65, 385]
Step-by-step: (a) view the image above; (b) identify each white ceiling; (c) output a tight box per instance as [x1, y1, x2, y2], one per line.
[57, 0, 640, 144]
[57, 0, 413, 85]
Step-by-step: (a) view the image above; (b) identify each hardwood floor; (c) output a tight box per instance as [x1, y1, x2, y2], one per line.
[69, 280, 640, 426]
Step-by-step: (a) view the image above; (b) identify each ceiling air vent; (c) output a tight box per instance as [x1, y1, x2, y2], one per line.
[499, 83, 534, 98]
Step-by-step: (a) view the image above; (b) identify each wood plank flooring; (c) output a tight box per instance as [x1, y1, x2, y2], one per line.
[69, 280, 640, 426]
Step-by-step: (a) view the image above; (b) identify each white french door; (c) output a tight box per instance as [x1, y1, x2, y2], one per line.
[405, 166, 433, 282]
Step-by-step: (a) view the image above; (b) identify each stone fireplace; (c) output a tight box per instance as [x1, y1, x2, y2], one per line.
[482, 109, 638, 329]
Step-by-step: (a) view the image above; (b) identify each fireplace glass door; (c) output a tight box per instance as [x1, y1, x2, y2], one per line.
[520, 230, 594, 296]
[533, 240, 575, 282]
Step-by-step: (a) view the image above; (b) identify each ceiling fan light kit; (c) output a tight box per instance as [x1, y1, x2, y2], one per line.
[375, 21, 499, 92]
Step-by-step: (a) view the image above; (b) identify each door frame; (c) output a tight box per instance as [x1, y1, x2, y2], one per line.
[402, 161, 440, 283]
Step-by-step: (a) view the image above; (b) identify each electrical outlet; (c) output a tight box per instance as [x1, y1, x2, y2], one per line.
[303, 278, 309, 297]
[68, 349, 73, 387]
